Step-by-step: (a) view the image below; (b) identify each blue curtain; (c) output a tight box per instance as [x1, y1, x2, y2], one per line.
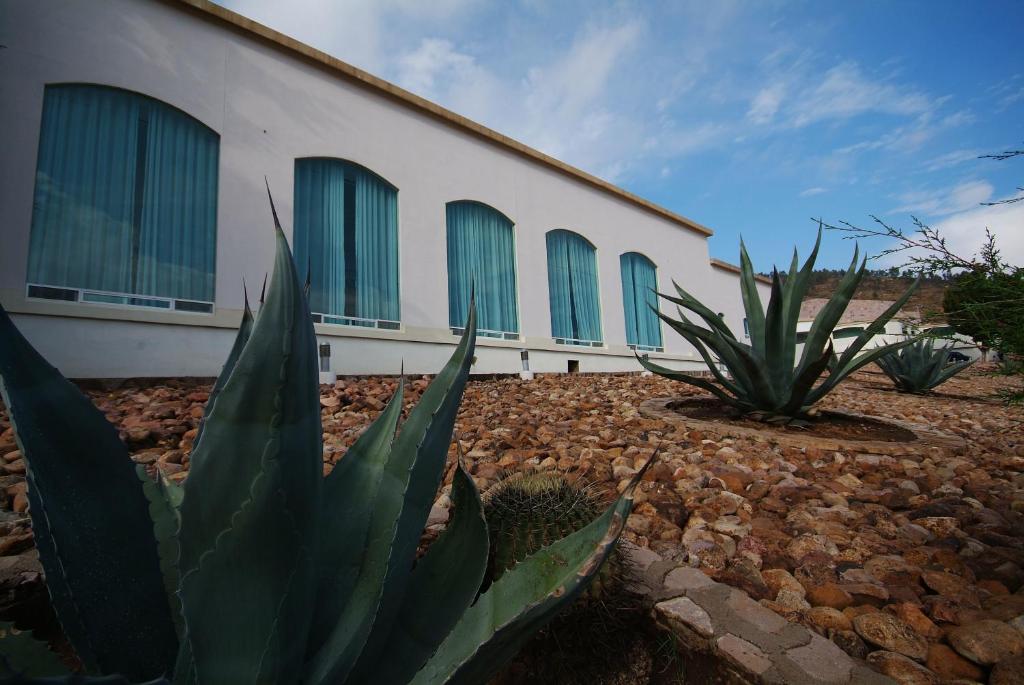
[294, 159, 399, 322]
[446, 201, 518, 334]
[354, 166, 399, 321]
[546, 230, 602, 342]
[293, 160, 347, 317]
[620, 252, 662, 348]
[28, 84, 218, 301]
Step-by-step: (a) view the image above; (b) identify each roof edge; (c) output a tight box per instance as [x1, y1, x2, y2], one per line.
[170, 0, 714, 238]
[710, 258, 772, 285]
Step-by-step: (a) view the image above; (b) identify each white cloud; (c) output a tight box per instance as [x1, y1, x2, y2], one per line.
[792, 62, 934, 127]
[891, 180, 994, 216]
[924, 148, 981, 172]
[747, 84, 785, 124]
[799, 187, 827, 197]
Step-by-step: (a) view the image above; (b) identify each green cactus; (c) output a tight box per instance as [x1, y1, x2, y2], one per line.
[876, 338, 974, 393]
[638, 226, 920, 423]
[0, 189, 650, 684]
[483, 472, 645, 685]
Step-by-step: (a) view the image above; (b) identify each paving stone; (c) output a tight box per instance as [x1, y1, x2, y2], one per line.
[662, 565, 715, 596]
[717, 633, 772, 676]
[655, 593, 712, 638]
[784, 632, 853, 684]
[724, 587, 790, 633]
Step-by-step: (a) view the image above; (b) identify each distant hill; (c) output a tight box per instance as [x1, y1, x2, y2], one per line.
[804, 269, 949, 319]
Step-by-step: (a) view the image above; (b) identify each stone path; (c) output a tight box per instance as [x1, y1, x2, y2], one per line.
[628, 543, 894, 684]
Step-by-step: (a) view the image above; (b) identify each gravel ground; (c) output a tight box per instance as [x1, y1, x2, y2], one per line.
[1, 365, 1022, 682]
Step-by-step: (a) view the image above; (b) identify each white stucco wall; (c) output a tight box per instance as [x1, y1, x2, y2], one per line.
[0, 0, 757, 378]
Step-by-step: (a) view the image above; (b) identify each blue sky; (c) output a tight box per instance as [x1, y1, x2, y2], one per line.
[218, 0, 1024, 271]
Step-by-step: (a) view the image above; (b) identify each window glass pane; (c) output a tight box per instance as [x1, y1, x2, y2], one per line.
[28, 84, 218, 302]
[294, 159, 399, 322]
[619, 252, 661, 348]
[546, 230, 602, 343]
[446, 201, 519, 334]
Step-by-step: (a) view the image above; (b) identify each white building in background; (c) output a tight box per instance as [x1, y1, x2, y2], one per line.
[796, 299, 981, 359]
[0, 0, 770, 379]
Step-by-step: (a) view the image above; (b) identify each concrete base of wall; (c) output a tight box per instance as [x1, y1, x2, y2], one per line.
[11, 313, 709, 378]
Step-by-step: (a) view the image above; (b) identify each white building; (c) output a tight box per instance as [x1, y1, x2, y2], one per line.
[0, 0, 770, 379]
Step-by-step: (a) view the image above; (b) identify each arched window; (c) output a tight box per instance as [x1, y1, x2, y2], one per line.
[293, 158, 399, 328]
[27, 84, 219, 312]
[446, 201, 519, 338]
[546, 230, 602, 346]
[620, 252, 662, 351]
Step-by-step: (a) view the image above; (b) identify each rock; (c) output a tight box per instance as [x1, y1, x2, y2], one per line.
[947, 619, 1024, 666]
[853, 612, 929, 661]
[915, 517, 960, 538]
[925, 644, 985, 682]
[716, 557, 772, 600]
[892, 603, 943, 641]
[921, 570, 978, 602]
[864, 555, 922, 586]
[807, 606, 852, 632]
[787, 534, 839, 563]
[829, 629, 869, 659]
[806, 583, 854, 610]
[866, 651, 938, 685]
[991, 654, 1024, 685]
[763, 568, 804, 600]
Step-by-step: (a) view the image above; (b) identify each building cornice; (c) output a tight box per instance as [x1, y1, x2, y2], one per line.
[710, 258, 772, 285]
[170, 0, 714, 238]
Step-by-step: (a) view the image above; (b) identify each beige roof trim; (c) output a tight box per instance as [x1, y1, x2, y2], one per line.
[710, 258, 772, 285]
[170, 0, 713, 238]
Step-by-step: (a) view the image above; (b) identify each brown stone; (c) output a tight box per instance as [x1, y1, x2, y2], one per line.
[925, 643, 984, 681]
[892, 603, 943, 641]
[829, 629, 869, 659]
[806, 606, 852, 632]
[948, 619, 1024, 666]
[991, 654, 1024, 685]
[807, 583, 854, 610]
[853, 611, 929, 661]
[921, 570, 979, 603]
[763, 568, 804, 600]
[866, 651, 938, 685]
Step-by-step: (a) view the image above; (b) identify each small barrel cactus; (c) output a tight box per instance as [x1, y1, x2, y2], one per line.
[484, 472, 627, 599]
[484, 471, 648, 685]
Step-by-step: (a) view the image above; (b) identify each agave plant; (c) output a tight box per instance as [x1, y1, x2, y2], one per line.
[876, 338, 974, 393]
[0, 192, 648, 684]
[637, 227, 919, 423]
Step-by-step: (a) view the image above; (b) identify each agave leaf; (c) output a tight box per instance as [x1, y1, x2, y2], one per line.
[654, 308, 755, 397]
[738, 240, 767, 356]
[636, 354, 743, 407]
[175, 199, 322, 683]
[832, 279, 919, 372]
[0, 622, 69, 678]
[795, 248, 864, 377]
[664, 282, 736, 341]
[306, 377, 405, 654]
[778, 342, 834, 417]
[192, 293, 254, 450]
[0, 305, 178, 679]
[410, 457, 654, 685]
[137, 467, 185, 639]
[762, 269, 789, 394]
[367, 459, 489, 684]
[806, 338, 918, 405]
[306, 305, 477, 685]
[927, 358, 974, 390]
[650, 308, 745, 398]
